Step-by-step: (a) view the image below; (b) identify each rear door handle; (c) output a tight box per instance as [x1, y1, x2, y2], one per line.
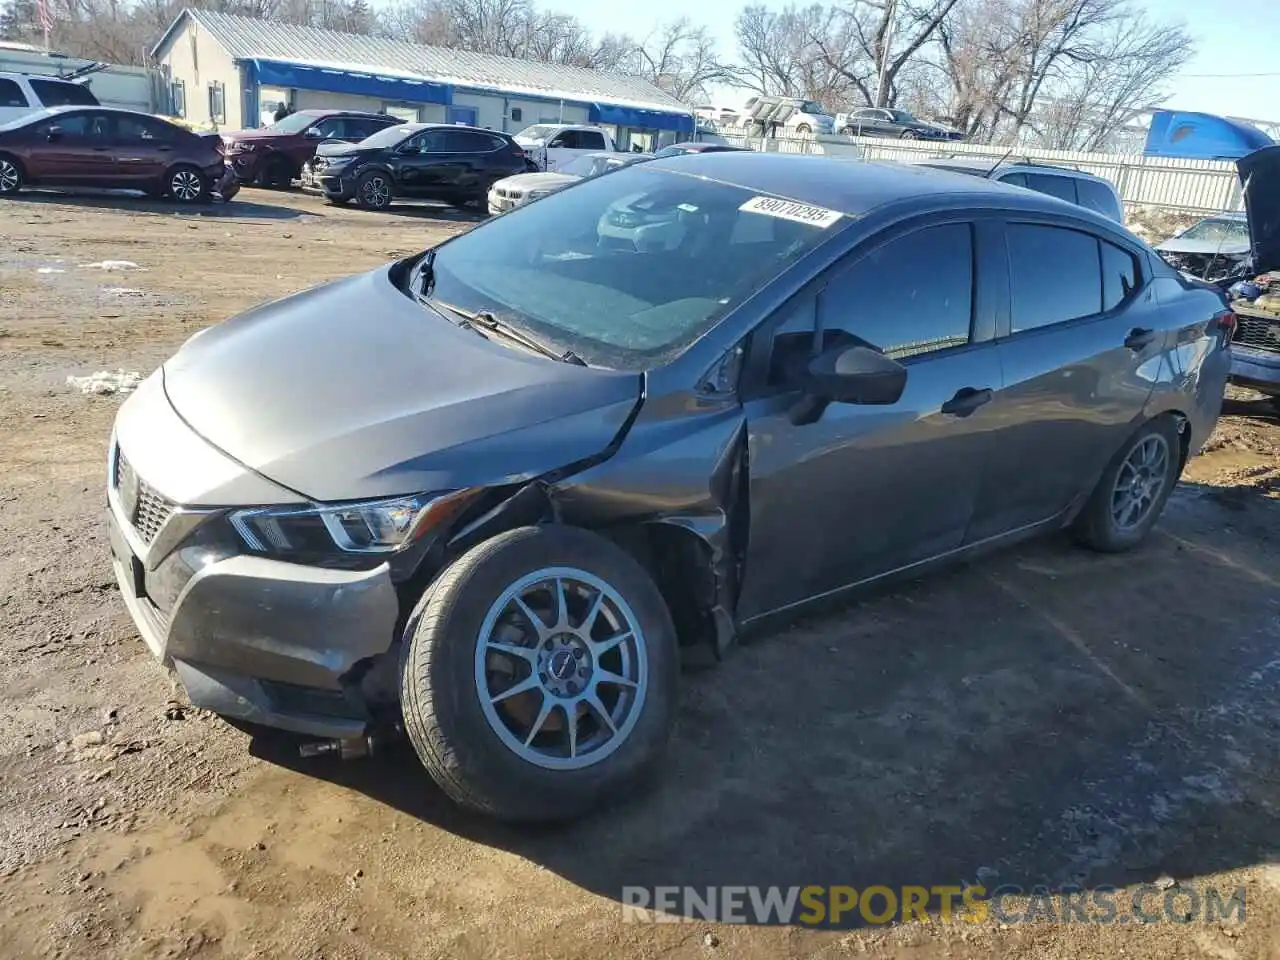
[1124, 327, 1157, 351]
[941, 387, 993, 417]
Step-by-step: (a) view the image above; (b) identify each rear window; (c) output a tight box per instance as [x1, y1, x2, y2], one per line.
[0, 78, 29, 108]
[1025, 172, 1078, 205]
[1077, 178, 1122, 221]
[28, 78, 97, 107]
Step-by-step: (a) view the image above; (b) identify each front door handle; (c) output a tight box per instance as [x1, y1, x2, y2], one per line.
[1124, 327, 1157, 351]
[941, 386, 993, 417]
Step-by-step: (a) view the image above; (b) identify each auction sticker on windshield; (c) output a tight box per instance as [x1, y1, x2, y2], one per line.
[739, 195, 844, 228]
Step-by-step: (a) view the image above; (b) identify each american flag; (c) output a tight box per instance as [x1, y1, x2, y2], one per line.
[36, 0, 55, 34]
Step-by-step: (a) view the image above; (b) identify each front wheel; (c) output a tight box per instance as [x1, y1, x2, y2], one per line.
[839, 126, 854, 137]
[1072, 417, 1181, 552]
[795, 123, 812, 135]
[166, 165, 210, 204]
[400, 525, 680, 821]
[899, 130, 917, 140]
[356, 171, 393, 210]
[0, 154, 25, 195]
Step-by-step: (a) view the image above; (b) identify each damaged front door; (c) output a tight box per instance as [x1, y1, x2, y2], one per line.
[736, 220, 1002, 621]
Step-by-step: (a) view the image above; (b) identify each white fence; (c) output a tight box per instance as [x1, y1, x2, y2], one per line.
[713, 132, 1244, 214]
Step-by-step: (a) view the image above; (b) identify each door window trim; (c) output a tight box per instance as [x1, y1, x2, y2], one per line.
[993, 216, 1149, 341]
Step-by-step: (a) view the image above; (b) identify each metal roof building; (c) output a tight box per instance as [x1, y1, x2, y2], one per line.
[150, 9, 693, 144]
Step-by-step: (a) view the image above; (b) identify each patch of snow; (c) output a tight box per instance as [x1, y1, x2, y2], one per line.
[67, 370, 144, 396]
[83, 260, 141, 271]
[101, 287, 143, 296]
[36, 267, 65, 274]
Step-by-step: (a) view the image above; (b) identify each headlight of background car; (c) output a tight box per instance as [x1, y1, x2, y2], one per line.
[230, 489, 478, 556]
[231, 142, 256, 153]
[524, 189, 552, 201]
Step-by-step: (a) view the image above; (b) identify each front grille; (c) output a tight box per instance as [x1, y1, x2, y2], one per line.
[1234, 315, 1280, 354]
[114, 450, 177, 544]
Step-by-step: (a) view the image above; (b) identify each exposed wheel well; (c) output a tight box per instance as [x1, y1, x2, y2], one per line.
[601, 523, 719, 650]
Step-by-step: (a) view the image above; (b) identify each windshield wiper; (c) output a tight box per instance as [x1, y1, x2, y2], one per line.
[431, 300, 586, 366]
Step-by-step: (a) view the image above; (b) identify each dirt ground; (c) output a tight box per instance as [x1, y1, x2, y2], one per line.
[0, 187, 1278, 960]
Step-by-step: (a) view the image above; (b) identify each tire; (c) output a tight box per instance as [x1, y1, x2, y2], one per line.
[0, 153, 24, 195]
[356, 171, 393, 210]
[839, 126, 854, 137]
[257, 154, 295, 189]
[1072, 416, 1182, 553]
[900, 130, 917, 140]
[400, 525, 680, 822]
[166, 164, 209, 204]
[1269, 397, 1280, 414]
[795, 123, 812, 135]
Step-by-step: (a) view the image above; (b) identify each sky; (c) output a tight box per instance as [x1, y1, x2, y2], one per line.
[548, 0, 1280, 122]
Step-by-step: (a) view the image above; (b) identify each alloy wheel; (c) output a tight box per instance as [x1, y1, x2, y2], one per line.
[170, 169, 203, 202]
[1110, 434, 1170, 531]
[0, 159, 19, 194]
[361, 176, 390, 208]
[474, 567, 648, 771]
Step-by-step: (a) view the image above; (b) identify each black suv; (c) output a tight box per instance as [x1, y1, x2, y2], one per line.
[310, 123, 535, 211]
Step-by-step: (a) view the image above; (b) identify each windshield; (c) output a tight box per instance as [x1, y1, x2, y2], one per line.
[515, 124, 558, 141]
[419, 167, 846, 370]
[358, 124, 414, 148]
[559, 153, 639, 177]
[260, 113, 316, 134]
[1178, 217, 1250, 244]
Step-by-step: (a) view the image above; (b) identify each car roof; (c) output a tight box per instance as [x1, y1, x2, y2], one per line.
[0, 72, 80, 83]
[646, 151, 1111, 220]
[916, 156, 1113, 183]
[296, 108, 395, 119]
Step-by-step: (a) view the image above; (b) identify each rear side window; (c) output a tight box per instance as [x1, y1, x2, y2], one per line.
[821, 223, 974, 360]
[578, 130, 606, 150]
[343, 118, 380, 140]
[115, 115, 177, 142]
[1025, 173, 1078, 205]
[1077, 178, 1122, 221]
[1101, 240, 1140, 311]
[30, 78, 97, 107]
[1006, 224, 1102, 332]
[0, 78, 29, 108]
[999, 171, 1028, 189]
[445, 130, 500, 152]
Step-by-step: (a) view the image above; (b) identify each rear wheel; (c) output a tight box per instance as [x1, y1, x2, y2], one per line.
[400, 525, 679, 821]
[795, 123, 812, 135]
[0, 154, 23, 195]
[900, 129, 917, 140]
[839, 126, 854, 137]
[1072, 417, 1181, 552]
[166, 165, 209, 204]
[356, 171, 393, 210]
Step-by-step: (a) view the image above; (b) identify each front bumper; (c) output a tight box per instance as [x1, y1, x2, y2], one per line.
[107, 376, 401, 737]
[487, 188, 521, 215]
[1229, 344, 1280, 396]
[227, 151, 262, 180]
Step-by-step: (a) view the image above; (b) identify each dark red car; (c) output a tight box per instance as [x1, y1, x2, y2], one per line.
[220, 109, 403, 188]
[0, 106, 233, 203]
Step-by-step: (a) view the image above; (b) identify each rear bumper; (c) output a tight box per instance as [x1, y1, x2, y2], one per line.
[1229, 344, 1280, 396]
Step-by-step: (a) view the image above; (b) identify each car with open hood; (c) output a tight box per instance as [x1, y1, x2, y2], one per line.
[1227, 145, 1280, 405]
[486, 150, 649, 215]
[1154, 212, 1252, 281]
[221, 108, 402, 188]
[106, 153, 1232, 823]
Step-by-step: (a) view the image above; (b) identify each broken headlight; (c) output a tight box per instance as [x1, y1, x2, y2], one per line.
[229, 490, 478, 557]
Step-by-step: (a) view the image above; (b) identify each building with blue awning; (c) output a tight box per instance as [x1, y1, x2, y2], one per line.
[150, 9, 694, 150]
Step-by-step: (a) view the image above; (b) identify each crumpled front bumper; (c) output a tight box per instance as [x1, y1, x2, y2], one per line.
[107, 374, 402, 738]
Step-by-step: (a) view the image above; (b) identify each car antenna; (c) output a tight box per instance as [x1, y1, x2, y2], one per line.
[982, 147, 1016, 179]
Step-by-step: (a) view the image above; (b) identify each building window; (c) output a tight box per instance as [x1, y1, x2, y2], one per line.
[510, 106, 522, 122]
[172, 79, 186, 118]
[207, 81, 225, 124]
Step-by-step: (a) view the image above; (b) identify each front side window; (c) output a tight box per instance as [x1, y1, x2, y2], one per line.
[1006, 224, 1102, 333]
[819, 223, 974, 360]
[29, 78, 96, 107]
[421, 168, 847, 369]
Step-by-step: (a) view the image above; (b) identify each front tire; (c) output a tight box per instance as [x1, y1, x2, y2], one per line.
[900, 129, 917, 140]
[795, 123, 812, 135]
[356, 171, 393, 210]
[1072, 417, 1181, 552]
[0, 154, 25, 195]
[166, 165, 209, 204]
[400, 525, 680, 821]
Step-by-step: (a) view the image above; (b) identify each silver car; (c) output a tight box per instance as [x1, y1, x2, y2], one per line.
[107, 153, 1240, 823]
[487, 151, 649, 215]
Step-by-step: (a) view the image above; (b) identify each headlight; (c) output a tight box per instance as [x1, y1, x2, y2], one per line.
[525, 189, 552, 201]
[230, 489, 478, 556]
[231, 142, 256, 153]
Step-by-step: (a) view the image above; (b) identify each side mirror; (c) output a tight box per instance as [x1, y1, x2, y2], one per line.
[805, 343, 907, 404]
[548, 138, 566, 148]
[303, 127, 323, 138]
[45, 125, 63, 141]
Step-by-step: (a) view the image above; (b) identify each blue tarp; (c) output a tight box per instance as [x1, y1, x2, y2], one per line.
[248, 59, 451, 105]
[1144, 110, 1274, 161]
[589, 103, 693, 134]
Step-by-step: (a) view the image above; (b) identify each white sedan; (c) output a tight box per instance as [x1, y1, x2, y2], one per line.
[487, 151, 651, 215]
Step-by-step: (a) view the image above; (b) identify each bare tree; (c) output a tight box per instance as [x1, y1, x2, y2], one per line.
[634, 18, 728, 102]
[731, 4, 862, 106]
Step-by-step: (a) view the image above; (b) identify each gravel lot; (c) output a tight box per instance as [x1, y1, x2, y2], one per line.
[0, 187, 1277, 960]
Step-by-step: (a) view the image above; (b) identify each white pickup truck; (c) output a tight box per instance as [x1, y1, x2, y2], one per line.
[513, 124, 618, 172]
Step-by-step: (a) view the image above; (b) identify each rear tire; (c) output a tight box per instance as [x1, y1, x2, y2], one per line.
[400, 525, 679, 822]
[900, 130, 917, 140]
[356, 171, 393, 210]
[0, 154, 24, 195]
[1072, 416, 1181, 552]
[795, 123, 812, 135]
[166, 164, 209, 204]
[839, 126, 854, 137]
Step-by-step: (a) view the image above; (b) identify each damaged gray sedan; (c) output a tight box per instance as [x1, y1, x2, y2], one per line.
[107, 153, 1233, 821]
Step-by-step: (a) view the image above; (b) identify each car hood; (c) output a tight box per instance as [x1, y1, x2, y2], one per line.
[1238, 145, 1280, 273]
[495, 171, 579, 192]
[515, 136, 546, 147]
[161, 265, 643, 502]
[315, 141, 370, 159]
[1155, 236, 1252, 257]
[221, 128, 287, 143]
